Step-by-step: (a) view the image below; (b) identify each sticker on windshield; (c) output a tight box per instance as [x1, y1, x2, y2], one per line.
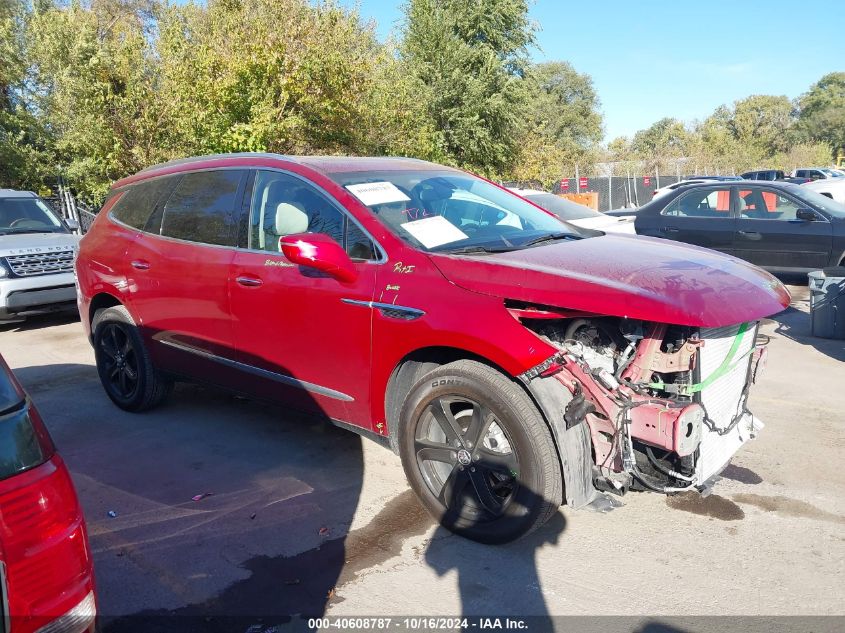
[345, 182, 411, 206]
[400, 216, 468, 249]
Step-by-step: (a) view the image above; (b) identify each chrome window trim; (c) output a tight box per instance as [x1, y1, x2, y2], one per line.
[242, 167, 387, 264]
[159, 338, 354, 402]
[109, 165, 389, 264]
[107, 166, 248, 249]
[735, 185, 831, 224]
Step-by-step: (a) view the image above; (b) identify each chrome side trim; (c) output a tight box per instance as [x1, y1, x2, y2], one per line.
[159, 339, 354, 402]
[341, 298, 425, 321]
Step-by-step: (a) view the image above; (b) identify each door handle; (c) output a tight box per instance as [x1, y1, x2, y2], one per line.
[236, 276, 263, 287]
[661, 227, 680, 233]
[130, 260, 150, 270]
[738, 230, 762, 239]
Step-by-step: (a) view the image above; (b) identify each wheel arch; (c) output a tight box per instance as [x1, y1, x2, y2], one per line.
[383, 346, 560, 460]
[88, 292, 123, 328]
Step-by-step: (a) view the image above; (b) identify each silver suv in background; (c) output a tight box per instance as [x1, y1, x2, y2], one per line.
[0, 190, 80, 321]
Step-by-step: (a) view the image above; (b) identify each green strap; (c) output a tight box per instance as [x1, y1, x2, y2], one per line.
[648, 323, 749, 396]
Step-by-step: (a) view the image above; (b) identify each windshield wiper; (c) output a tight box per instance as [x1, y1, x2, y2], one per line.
[440, 245, 516, 255]
[520, 232, 580, 248]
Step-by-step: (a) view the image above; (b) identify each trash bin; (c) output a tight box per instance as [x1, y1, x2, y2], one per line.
[807, 267, 845, 339]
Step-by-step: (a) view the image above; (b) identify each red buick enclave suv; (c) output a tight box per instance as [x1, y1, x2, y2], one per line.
[0, 354, 96, 632]
[76, 154, 790, 543]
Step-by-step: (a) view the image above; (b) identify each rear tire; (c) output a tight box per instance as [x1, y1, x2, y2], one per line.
[398, 360, 562, 544]
[92, 305, 173, 412]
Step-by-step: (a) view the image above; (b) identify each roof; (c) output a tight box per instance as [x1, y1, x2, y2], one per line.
[134, 153, 444, 178]
[0, 189, 37, 198]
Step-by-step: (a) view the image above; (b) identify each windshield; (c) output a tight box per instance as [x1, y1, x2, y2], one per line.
[797, 187, 845, 218]
[332, 170, 577, 252]
[0, 197, 66, 234]
[522, 193, 600, 220]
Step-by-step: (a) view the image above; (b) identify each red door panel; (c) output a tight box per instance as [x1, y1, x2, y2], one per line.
[229, 251, 376, 426]
[123, 235, 236, 379]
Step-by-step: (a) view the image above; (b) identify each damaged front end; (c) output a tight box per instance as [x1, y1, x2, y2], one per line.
[513, 303, 770, 508]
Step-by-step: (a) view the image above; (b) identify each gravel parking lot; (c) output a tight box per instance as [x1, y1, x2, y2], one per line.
[1, 284, 843, 629]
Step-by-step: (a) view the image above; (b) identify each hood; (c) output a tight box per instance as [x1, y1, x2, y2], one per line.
[0, 232, 80, 258]
[430, 233, 790, 328]
[570, 215, 636, 235]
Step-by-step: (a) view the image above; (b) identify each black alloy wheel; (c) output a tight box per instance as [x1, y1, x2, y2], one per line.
[414, 396, 520, 522]
[92, 305, 173, 412]
[98, 323, 140, 401]
[399, 359, 562, 544]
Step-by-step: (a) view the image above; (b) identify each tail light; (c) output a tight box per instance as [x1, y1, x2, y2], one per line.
[0, 369, 95, 633]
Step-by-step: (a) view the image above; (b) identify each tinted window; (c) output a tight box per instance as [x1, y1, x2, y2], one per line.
[161, 170, 245, 246]
[661, 188, 732, 217]
[0, 406, 49, 482]
[110, 176, 179, 230]
[248, 170, 375, 259]
[0, 367, 22, 414]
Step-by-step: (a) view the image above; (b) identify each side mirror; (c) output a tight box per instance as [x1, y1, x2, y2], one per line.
[64, 217, 79, 231]
[280, 233, 358, 283]
[796, 208, 817, 221]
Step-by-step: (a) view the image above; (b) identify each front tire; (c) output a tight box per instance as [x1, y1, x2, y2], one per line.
[92, 305, 172, 412]
[398, 360, 562, 544]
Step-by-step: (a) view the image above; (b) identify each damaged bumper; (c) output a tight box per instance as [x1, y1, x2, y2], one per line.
[520, 320, 769, 508]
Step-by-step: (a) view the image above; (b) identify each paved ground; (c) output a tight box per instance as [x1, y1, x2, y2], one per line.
[1, 284, 843, 629]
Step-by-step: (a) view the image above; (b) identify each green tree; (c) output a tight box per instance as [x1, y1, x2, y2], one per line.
[0, 0, 55, 190]
[511, 61, 602, 184]
[401, 0, 535, 174]
[26, 0, 166, 200]
[729, 94, 794, 156]
[796, 72, 845, 158]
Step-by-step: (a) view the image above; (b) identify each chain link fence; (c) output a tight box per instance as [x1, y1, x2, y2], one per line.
[508, 160, 744, 212]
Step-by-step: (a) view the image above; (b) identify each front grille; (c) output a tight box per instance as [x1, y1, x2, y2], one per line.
[695, 322, 759, 482]
[4, 250, 74, 277]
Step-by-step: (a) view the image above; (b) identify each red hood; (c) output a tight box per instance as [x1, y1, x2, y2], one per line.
[429, 234, 791, 327]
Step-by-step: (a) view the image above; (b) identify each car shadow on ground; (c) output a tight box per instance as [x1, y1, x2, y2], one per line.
[0, 309, 79, 333]
[768, 306, 845, 364]
[19, 358, 574, 629]
[424, 506, 567, 623]
[12, 360, 366, 631]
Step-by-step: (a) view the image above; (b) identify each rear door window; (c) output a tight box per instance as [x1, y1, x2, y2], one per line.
[109, 176, 180, 230]
[160, 170, 246, 246]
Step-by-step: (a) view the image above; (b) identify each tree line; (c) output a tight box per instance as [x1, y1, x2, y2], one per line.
[1, 0, 842, 203]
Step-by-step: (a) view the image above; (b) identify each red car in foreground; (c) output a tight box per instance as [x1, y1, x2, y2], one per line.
[76, 154, 790, 543]
[0, 355, 95, 632]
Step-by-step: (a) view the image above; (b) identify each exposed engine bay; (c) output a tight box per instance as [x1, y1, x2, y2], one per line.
[515, 306, 769, 500]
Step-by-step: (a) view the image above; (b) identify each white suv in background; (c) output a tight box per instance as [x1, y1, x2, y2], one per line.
[0, 189, 80, 321]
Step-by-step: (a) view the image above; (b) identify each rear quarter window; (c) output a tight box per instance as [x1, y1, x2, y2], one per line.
[109, 176, 180, 230]
[161, 170, 246, 246]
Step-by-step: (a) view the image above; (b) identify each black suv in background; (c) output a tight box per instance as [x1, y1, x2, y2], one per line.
[741, 170, 785, 181]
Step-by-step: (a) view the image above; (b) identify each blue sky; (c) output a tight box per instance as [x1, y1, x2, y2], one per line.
[341, 0, 845, 142]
